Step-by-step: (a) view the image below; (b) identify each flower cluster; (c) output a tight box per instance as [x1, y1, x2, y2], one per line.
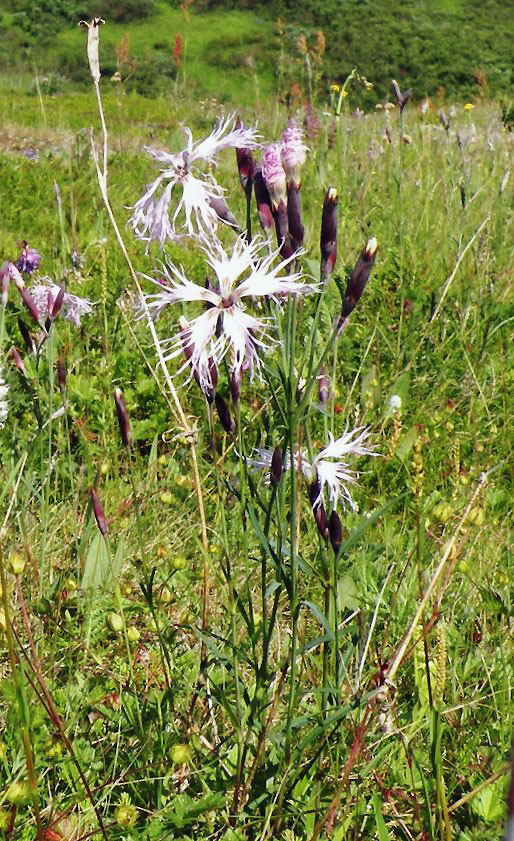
[29, 280, 94, 327]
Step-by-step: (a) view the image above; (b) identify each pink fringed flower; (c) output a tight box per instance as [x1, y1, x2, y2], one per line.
[281, 120, 307, 187]
[261, 144, 287, 208]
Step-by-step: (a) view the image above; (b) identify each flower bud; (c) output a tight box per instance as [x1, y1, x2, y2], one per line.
[49, 285, 65, 321]
[439, 110, 450, 131]
[18, 318, 34, 354]
[328, 510, 343, 553]
[170, 744, 191, 764]
[286, 184, 304, 251]
[208, 196, 241, 233]
[6, 781, 30, 805]
[270, 446, 283, 487]
[338, 237, 378, 325]
[215, 393, 235, 435]
[171, 555, 187, 570]
[235, 119, 254, 196]
[8, 551, 25, 575]
[19, 287, 41, 326]
[57, 358, 67, 393]
[114, 387, 132, 448]
[11, 347, 26, 376]
[392, 79, 411, 112]
[107, 612, 123, 633]
[253, 163, 274, 231]
[127, 626, 140, 643]
[115, 803, 138, 828]
[91, 488, 108, 536]
[318, 369, 330, 407]
[308, 479, 329, 542]
[273, 200, 293, 259]
[320, 188, 338, 280]
[230, 368, 242, 403]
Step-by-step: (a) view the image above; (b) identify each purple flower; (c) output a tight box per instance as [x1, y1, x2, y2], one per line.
[16, 243, 41, 276]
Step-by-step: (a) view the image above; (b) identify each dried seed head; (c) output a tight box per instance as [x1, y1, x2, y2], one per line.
[270, 446, 283, 487]
[215, 394, 235, 435]
[320, 187, 338, 280]
[114, 387, 132, 448]
[80, 17, 105, 84]
[91, 488, 108, 536]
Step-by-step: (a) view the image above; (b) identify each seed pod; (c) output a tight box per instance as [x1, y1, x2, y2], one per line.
[320, 187, 338, 280]
[57, 358, 67, 393]
[308, 479, 329, 542]
[270, 446, 283, 487]
[328, 510, 343, 553]
[338, 236, 378, 325]
[114, 387, 132, 448]
[91, 488, 108, 536]
[287, 183, 304, 251]
[215, 394, 235, 434]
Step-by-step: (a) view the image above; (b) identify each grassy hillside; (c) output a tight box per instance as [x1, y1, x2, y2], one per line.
[1, 0, 513, 105]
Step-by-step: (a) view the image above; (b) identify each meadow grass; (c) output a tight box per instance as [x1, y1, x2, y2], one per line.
[0, 60, 512, 841]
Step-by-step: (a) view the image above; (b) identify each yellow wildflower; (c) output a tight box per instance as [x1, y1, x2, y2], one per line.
[330, 84, 341, 93]
[464, 102, 475, 111]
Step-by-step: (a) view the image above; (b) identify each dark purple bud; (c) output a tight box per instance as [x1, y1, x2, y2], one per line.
[230, 368, 241, 404]
[320, 188, 338, 280]
[328, 510, 343, 553]
[235, 118, 254, 196]
[208, 197, 242, 233]
[11, 347, 26, 376]
[273, 200, 293, 259]
[391, 79, 411, 112]
[50, 285, 65, 320]
[286, 183, 304, 251]
[114, 387, 132, 447]
[439, 110, 450, 132]
[308, 479, 329, 542]
[339, 237, 378, 323]
[253, 163, 274, 232]
[57, 358, 67, 393]
[19, 287, 41, 326]
[18, 318, 34, 354]
[318, 368, 330, 407]
[270, 446, 283, 487]
[215, 394, 235, 435]
[91, 488, 108, 536]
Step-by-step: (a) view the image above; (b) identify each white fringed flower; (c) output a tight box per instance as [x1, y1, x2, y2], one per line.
[250, 427, 377, 511]
[130, 115, 259, 245]
[30, 280, 94, 327]
[143, 235, 316, 390]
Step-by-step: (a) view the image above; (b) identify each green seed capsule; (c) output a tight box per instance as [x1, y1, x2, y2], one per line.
[107, 612, 123, 633]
